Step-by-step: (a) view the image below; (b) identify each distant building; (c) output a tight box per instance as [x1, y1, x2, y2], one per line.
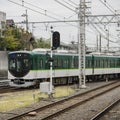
[6, 19, 15, 27]
[58, 42, 78, 53]
[0, 11, 6, 37]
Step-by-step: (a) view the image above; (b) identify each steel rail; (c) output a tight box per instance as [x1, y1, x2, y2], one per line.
[90, 97, 120, 120]
[7, 81, 119, 120]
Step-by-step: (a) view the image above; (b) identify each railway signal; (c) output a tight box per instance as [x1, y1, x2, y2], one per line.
[52, 31, 60, 49]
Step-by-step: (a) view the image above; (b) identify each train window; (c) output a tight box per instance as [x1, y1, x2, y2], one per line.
[74, 57, 78, 68]
[110, 59, 113, 68]
[63, 59, 66, 68]
[96, 59, 99, 68]
[100, 59, 103, 68]
[94, 59, 96, 68]
[105, 59, 108, 68]
[39, 59, 43, 69]
[65, 59, 69, 68]
[86, 59, 88, 68]
[117, 59, 120, 67]
[23, 59, 29, 68]
[108, 59, 110, 68]
[9, 59, 16, 69]
[71, 56, 74, 68]
[16, 60, 22, 72]
[89, 59, 92, 68]
[54, 58, 58, 68]
[58, 58, 63, 68]
[115, 59, 117, 67]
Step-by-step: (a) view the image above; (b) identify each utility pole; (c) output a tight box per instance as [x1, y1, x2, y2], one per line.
[106, 29, 109, 52]
[78, 0, 86, 88]
[25, 10, 29, 32]
[22, 9, 29, 32]
[49, 27, 54, 98]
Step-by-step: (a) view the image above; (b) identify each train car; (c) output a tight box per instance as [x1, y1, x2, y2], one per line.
[8, 49, 120, 87]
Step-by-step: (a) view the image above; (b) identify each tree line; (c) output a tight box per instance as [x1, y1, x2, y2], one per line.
[0, 25, 50, 51]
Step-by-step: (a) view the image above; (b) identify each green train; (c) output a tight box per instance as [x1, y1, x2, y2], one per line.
[8, 49, 120, 87]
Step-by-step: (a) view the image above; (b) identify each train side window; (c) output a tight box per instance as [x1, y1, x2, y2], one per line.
[58, 58, 63, 68]
[117, 59, 120, 67]
[39, 59, 43, 69]
[100, 59, 102, 68]
[54, 58, 58, 68]
[74, 57, 78, 68]
[63, 59, 67, 68]
[87, 59, 90, 68]
[89, 59, 92, 68]
[94, 59, 96, 68]
[71, 56, 74, 68]
[96, 59, 99, 68]
[86, 59, 88, 68]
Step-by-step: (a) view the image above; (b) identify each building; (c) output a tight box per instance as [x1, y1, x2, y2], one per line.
[6, 19, 15, 27]
[0, 11, 6, 37]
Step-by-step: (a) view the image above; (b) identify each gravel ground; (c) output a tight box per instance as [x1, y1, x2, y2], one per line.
[100, 101, 120, 120]
[49, 86, 120, 120]
[0, 80, 117, 120]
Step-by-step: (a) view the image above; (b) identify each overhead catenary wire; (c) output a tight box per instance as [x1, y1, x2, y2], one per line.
[98, 0, 120, 22]
[8, 0, 59, 21]
[54, 0, 77, 13]
[18, 0, 66, 19]
[61, 0, 78, 8]
[19, 0, 78, 21]
[8, 0, 79, 28]
[97, 0, 120, 43]
[68, 0, 78, 6]
[7, 0, 119, 46]
[99, 0, 116, 13]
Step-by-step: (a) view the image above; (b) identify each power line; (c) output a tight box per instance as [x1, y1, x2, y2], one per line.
[68, 0, 78, 6]
[18, 0, 66, 19]
[8, 0, 59, 20]
[99, 0, 115, 13]
[54, 0, 77, 12]
[61, 0, 78, 8]
[8, 0, 79, 28]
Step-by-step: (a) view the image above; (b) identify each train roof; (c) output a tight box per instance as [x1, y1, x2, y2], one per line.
[8, 49, 120, 58]
[8, 50, 31, 54]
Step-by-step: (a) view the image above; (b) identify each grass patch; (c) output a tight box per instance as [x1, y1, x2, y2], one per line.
[0, 86, 75, 112]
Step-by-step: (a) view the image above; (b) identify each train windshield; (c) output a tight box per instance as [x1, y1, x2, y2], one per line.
[8, 52, 31, 77]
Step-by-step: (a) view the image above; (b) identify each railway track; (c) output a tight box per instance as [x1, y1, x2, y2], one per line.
[0, 86, 18, 94]
[91, 97, 120, 120]
[4, 80, 120, 120]
[0, 86, 38, 94]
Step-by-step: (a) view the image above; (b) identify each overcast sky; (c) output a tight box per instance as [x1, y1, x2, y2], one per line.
[0, 0, 120, 49]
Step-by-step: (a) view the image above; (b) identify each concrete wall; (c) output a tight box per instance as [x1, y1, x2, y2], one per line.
[0, 51, 8, 78]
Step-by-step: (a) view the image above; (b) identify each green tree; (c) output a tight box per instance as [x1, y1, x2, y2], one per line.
[4, 27, 21, 50]
[0, 37, 5, 50]
[36, 37, 50, 48]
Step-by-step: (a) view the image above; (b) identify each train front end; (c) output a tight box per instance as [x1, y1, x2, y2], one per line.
[8, 51, 35, 87]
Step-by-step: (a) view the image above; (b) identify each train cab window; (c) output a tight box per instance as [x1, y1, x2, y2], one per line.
[9, 59, 16, 70]
[23, 59, 29, 69]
